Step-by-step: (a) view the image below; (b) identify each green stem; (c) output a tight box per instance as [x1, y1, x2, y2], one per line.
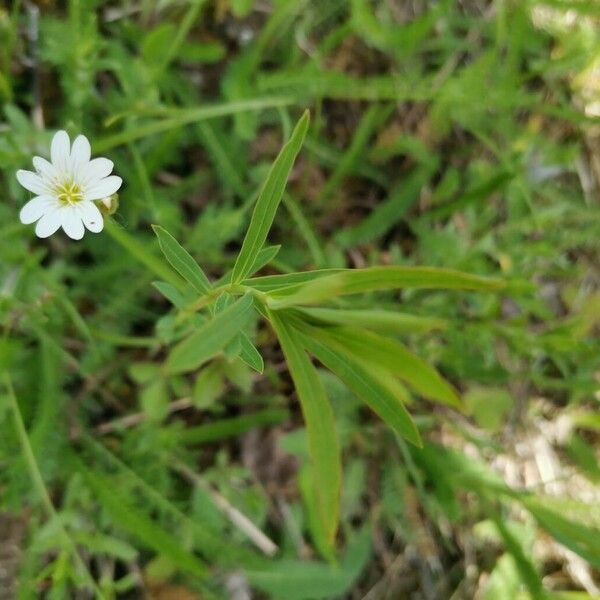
[179, 283, 268, 321]
[3, 374, 105, 599]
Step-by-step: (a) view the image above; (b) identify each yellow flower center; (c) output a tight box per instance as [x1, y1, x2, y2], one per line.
[55, 180, 84, 205]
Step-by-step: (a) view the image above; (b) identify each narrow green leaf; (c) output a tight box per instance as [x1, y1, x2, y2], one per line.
[317, 104, 384, 205]
[299, 464, 335, 558]
[335, 164, 436, 248]
[305, 324, 460, 408]
[249, 244, 281, 276]
[71, 532, 138, 562]
[77, 465, 208, 579]
[152, 280, 187, 308]
[293, 325, 422, 447]
[152, 225, 211, 294]
[192, 363, 225, 408]
[232, 111, 310, 283]
[244, 269, 345, 292]
[268, 309, 341, 548]
[268, 266, 505, 308]
[522, 499, 600, 569]
[239, 332, 264, 373]
[246, 526, 372, 600]
[180, 408, 290, 444]
[416, 444, 514, 498]
[298, 307, 447, 334]
[141, 379, 170, 421]
[489, 507, 545, 600]
[167, 294, 255, 374]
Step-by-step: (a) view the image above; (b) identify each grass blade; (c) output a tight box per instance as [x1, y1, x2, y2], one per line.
[95, 97, 295, 151]
[77, 464, 208, 579]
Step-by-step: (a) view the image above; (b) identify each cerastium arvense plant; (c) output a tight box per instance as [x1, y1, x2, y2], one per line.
[150, 110, 505, 555]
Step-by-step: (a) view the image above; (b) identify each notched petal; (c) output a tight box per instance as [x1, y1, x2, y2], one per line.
[84, 175, 123, 201]
[51, 130, 71, 170]
[62, 208, 85, 240]
[19, 195, 55, 225]
[35, 209, 62, 238]
[71, 134, 92, 171]
[80, 157, 114, 186]
[16, 170, 51, 195]
[81, 201, 104, 233]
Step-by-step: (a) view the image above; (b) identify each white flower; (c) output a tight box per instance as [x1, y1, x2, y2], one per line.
[17, 131, 122, 240]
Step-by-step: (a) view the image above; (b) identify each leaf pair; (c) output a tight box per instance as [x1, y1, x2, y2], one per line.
[282, 312, 440, 446]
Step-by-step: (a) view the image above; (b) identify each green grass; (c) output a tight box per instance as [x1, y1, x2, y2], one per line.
[1, 1, 599, 598]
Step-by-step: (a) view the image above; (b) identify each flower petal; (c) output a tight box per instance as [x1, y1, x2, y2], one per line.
[51, 130, 71, 171]
[80, 201, 104, 233]
[84, 176, 122, 201]
[79, 158, 113, 186]
[61, 207, 85, 240]
[71, 134, 91, 175]
[32, 156, 60, 183]
[16, 169, 52, 195]
[35, 209, 62, 238]
[19, 195, 56, 225]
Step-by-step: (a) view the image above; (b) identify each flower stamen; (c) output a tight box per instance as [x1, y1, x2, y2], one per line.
[55, 180, 84, 205]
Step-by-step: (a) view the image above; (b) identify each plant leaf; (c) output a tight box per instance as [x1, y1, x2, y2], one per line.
[293, 324, 422, 447]
[268, 266, 505, 308]
[298, 307, 447, 334]
[232, 111, 310, 283]
[167, 294, 255, 373]
[305, 323, 460, 408]
[239, 332, 264, 373]
[268, 309, 341, 550]
[489, 507, 545, 600]
[152, 280, 187, 308]
[152, 225, 211, 294]
[246, 526, 372, 599]
[244, 269, 345, 292]
[522, 499, 600, 569]
[249, 245, 281, 276]
[180, 408, 290, 445]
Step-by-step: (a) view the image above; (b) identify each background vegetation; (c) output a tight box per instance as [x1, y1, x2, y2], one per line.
[1, 0, 599, 598]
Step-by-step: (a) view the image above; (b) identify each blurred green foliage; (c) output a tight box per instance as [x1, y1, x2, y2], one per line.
[1, 0, 599, 598]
